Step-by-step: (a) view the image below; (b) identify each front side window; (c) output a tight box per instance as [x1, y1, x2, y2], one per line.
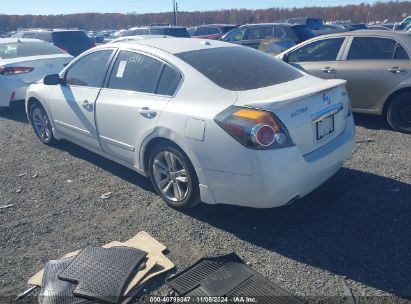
[65, 50, 113, 87]
[107, 51, 163, 93]
[347, 37, 409, 60]
[246, 27, 269, 40]
[176, 46, 303, 91]
[288, 38, 344, 63]
[222, 27, 246, 42]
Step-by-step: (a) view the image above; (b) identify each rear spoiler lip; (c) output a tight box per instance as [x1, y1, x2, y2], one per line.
[236, 79, 347, 110]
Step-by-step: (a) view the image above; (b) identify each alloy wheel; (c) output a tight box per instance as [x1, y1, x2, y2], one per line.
[32, 107, 52, 142]
[152, 151, 189, 202]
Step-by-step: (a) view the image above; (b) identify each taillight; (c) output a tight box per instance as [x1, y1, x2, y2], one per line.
[214, 106, 294, 150]
[0, 66, 34, 76]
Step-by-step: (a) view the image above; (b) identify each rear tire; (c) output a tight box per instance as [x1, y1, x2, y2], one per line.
[148, 142, 200, 209]
[29, 102, 56, 145]
[387, 92, 411, 133]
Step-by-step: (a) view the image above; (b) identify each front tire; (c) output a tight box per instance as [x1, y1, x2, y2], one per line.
[29, 102, 56, 145]
[386, 92, 411, 133]
[148, 142, 200, 209]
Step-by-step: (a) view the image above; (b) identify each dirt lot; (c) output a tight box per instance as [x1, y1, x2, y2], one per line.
[0, 105, 410, 303]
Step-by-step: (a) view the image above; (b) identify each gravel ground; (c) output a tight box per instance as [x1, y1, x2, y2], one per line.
[0, 106, 410, 304]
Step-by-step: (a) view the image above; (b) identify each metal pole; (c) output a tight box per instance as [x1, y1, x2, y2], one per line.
[173, 0, 177, 26]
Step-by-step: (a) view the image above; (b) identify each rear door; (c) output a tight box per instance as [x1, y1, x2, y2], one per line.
[49, 49, 115, 149]
[286, 37, 347, 79]
[95, 50, 181, 166]
[336, 36, 411, 109]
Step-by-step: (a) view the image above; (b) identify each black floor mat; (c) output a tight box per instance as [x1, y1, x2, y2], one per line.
[38, 257, 92, 304]
[167, 253, 304, 304]
[58, 246, 147, 304]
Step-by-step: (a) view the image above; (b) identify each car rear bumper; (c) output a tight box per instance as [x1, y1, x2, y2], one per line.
[200, 115, 355, 208]
[0, 78, 28, 107]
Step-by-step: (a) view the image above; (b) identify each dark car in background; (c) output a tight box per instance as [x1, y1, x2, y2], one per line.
[188, 24, 238, 40]
[221, 23, 315, 49]
[127, 25, 190, 38]
[12, 29, 95, 56]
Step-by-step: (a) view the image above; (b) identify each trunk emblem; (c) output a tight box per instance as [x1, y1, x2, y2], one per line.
[323, 93, 331, 105]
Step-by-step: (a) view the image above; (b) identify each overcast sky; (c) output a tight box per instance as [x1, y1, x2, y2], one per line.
[1, 0, 389, 15]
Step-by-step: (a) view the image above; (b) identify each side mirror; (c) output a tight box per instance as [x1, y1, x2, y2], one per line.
[43, 74, 63, 86]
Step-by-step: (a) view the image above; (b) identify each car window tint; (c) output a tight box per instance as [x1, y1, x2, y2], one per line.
[288, 38, 344, 62]
[176, 46, 303, 91]
[394, 43, 409, 59]
[108, 51, 163, 93]
[196, 27, 208, 36]
[66, 50, 113, 87]
[348, 37, 399, 60]
[134, 29, 150, 35]
[223, 27, 246, 42]
[208, 27, 220, 35]
[0, 41, 66, 59]
[156, 65, 182, 96]
[274, 27, 286, 38]
[247, 27, 269, 40]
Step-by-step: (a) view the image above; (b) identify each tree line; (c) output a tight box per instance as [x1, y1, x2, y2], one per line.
[0, 1, 410, 32]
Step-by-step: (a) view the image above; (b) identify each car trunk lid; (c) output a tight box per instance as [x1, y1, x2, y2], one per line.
[1, 54, 72, 84]
[234, 75, 350, 155]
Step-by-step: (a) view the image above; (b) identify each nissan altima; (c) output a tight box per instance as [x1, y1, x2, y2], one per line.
[25, 38, 355, 209]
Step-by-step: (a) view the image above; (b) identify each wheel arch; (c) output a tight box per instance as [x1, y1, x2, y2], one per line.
[383, 87, 411, 115]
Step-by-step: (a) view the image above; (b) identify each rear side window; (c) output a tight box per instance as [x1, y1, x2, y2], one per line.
[292, 26, 315, 43]
[107, 51, 163, 93]
[222, 27, 246, 42]
[0, 41, 66, 59]
[52, 31, 92, 45]
[134, 29, 150, 35]
[66, 50, 113, 87]
[150, 28, 190, 38]
[176, 46, 303, 91]
[347, 37, 407, 60]
[156, 65, 182, 96]
[208, 27, 221, 35]
[288, 38, 344, 62]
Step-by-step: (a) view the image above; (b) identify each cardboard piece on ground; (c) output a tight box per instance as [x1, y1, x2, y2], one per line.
[28, 231, 174, 292]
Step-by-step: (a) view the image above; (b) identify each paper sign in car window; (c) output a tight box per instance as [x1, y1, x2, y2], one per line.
[116, 60, 127, 78]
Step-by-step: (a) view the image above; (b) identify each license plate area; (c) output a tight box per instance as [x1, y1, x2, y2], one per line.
[316, 115, 334, 140]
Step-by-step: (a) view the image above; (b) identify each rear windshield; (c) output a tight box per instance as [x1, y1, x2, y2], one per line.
[0, 41, 66, 59]
[292, 25, 315, 43]
[52, 31, 92, 45]
[176, 46, 303, 91]
[151, 28, 190, 38]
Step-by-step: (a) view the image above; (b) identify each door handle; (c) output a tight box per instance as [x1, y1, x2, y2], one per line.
[387, 67, 405, 74]
[138, 107, 157, 119]
[321, 67, 336, 74]
[81, 100, 93, 110]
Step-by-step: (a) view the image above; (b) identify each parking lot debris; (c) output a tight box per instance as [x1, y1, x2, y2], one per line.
[18, 173, 28, 177]
[32, 174, 38, 178]
[58, 246, 147, 303]
[100, 192, 112, 199]
[0, 204, 14, 210]
[356, 139, 376, 144]
[15, 187, 22, 193]
[14, 285, 39, 301]
[342, 280, 356, 304]
[28, 232, 174, 302]
[67, 179, 73, 183]
[167, 253, 304, 303]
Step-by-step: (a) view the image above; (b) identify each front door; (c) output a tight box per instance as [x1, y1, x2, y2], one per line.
[95, 50, 182, 167]
[49, 49, 115, 149]
[286, 37, 346, 79]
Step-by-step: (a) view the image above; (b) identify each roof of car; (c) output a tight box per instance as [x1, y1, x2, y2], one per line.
[317, 29, 411, 39]
[106, 37, 236, 54]
[0, 38, 43, 43]
[239, 23, 300, 28]
[195, 24, 238, 27]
